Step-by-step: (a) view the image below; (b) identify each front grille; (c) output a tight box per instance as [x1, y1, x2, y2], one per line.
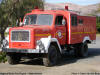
[11, 30, 30, 42]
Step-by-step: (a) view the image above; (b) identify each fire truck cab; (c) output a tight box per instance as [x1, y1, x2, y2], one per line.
[2, 6, 96, 67]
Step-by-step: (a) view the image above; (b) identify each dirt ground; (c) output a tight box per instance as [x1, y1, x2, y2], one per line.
[0, 36, 100, 75]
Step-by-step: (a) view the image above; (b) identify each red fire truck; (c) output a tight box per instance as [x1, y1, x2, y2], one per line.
[2, 6, 96, 67]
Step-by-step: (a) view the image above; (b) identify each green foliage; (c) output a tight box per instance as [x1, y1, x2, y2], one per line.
[0, 0, 44, 41]
[96, 16, 100, 33]
[0, 0, 44, 63]
[0, 52, 7, 63]
[90, 4, 100, 33]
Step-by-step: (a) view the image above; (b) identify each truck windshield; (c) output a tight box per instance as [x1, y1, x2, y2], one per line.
[24, 14, 53, 26]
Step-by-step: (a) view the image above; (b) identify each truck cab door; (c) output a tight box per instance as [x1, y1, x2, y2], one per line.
[70, 14, 78, 44]
[55, 15, 66, 45]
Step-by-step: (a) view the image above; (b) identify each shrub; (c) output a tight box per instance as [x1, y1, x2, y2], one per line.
[96, 16, 100, 33]
[0, 52, 7, 63]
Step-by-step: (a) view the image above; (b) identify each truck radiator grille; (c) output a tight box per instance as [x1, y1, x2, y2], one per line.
[11, 30, 30, 42]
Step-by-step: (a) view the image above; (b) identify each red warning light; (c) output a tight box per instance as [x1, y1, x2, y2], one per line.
[65, 6, 68, 10]
[34, 6, 39, 9]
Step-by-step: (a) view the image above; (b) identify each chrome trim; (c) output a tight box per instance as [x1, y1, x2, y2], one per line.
[11, 30, 30, 42]
[2, 48, 47, 53]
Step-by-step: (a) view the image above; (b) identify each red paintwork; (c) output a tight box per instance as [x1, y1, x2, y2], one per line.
[9, 8, 96, 49]
[71, 15, 96, 44]
[9, 27, 34, 49]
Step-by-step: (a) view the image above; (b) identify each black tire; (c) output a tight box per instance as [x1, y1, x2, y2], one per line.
[6, 54, 21, 65]
[43, 45, 61, 67]
[74, 42, 88, 57]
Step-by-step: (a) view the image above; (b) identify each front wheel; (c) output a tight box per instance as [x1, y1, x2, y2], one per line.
[6, 53, 21, 65]
[43, 45, 61, 67]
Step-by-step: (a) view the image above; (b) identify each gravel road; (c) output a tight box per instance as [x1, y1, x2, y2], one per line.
[0, 35, 100, 75]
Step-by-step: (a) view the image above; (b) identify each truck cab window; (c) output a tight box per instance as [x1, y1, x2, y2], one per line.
[71, 15, 77, 26]
[24, 15, 37, 25]
[55, 16, 63, 25]
[79, 19, 83, 25]
[24, 14, 53, 26]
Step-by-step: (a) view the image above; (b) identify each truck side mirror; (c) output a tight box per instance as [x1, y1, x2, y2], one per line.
[16, 18, 24, 26]
[19, 18, 23, 26]
[19, 22, 24, 26]
[62, 19, 66, 25]
[16, 19, 19, 26]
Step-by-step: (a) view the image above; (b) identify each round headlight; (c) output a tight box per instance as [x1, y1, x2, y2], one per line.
[3, 39, 8, 47]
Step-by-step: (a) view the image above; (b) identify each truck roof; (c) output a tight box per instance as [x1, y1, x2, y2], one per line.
[26, 8, 96, 18]
[26, 9, 77, 15]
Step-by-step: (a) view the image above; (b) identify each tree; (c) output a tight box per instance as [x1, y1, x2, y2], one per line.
[88, 4, 100, 33]
[0, 0, 44, 42]
[96, 4, 100, 33]
[96, 16, 100, 33]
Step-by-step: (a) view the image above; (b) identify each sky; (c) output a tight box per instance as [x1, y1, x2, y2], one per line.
[45, 0, 100, 5]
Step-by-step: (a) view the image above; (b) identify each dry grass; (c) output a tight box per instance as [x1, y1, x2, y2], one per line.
[96, 34, 100, 36]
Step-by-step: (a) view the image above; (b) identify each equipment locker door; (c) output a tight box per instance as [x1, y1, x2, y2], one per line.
[70, 14, 78, 44]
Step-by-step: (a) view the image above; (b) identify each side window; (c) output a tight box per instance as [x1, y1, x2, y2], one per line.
[55, 16, 63, 26]
[71, 15, 77, 26]
[79, 19, 83, 25]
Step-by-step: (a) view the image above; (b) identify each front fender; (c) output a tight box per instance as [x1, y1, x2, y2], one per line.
[36, 36, 61, 53]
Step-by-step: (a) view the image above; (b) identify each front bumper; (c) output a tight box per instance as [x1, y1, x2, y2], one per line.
[2, 48, 47, 53]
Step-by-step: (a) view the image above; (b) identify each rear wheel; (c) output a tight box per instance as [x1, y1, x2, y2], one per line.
[43, 45, 61, 67]
[6, 53, 21, 65]
[74, 42, 88, 57]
